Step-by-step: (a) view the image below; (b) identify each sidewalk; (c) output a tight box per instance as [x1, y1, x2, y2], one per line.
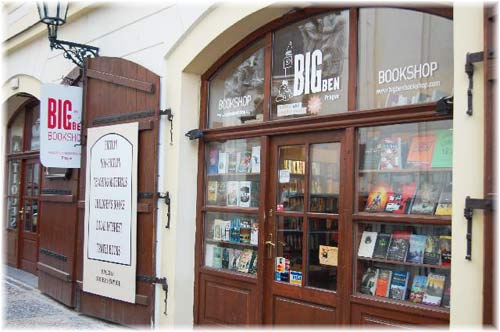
[3, 266, 123, 330]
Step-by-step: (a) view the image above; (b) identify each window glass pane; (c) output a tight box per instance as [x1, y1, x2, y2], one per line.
[357, 8, 453, 110]
[30, 105, 40, 150]
[272, 10, 349, 119]
[6, 160, 21, 229]
[9, 112, 25, 153]
[357, 120, 453, 216]
[354, 222, 451, 309]
[208, 39, 265, 128]
[309, 143, 340, 213]
[307, 218, 338, 291]
[275, 216, 303, 284]
[277, 145, 305, 212]
[205, 138, 260, 207]
[204, 212, 258, 276]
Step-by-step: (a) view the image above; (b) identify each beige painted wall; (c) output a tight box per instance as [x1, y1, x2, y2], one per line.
[450, 3, 485, 327]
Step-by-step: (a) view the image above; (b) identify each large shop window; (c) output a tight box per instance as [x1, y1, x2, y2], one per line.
[357, 8, 453, 110]
[272, 10, 349, 119]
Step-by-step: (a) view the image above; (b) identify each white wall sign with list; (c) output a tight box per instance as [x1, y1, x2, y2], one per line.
[83, 122, 138, 303]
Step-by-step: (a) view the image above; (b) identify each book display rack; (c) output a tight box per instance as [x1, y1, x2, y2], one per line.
[203, 138, 261, 276]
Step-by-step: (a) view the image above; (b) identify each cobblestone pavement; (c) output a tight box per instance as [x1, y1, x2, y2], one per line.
[3, 266, 123, 330]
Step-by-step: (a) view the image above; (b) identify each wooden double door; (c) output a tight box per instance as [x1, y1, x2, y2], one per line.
[263, 130, 348, 325]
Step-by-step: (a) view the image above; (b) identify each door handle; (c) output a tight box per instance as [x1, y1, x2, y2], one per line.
[18, 208, 24, 215]
[265, 233, 275, 259]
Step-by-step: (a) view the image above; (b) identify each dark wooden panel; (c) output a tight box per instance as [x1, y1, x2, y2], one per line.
[38, 269, 73, 306]
[22, 238, 38, 260]
[86, 69, 154, 93]
[6, 230, 18, 267]
[40, 194, 75, 203]
[199, 273, 258, 325]
[37, 262, 71, 282]
[350, 302, 448, 326]
[273, 296, 336, 325]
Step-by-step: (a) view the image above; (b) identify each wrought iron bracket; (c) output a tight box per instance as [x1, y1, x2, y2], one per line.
[136, 275, 169, 315]
[49, 37, 99, 68]
[463, 196, 495, 260]
[158, 192, 171, 228]
[465, 51, 484, 116]
[160, 109, 174, 145]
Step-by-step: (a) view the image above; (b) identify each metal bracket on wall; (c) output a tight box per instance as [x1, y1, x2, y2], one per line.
[160, 108, 173, 145]
[463, 196, 495, 260]
[465, 51, 485, 116]
[158, 192, 171, 228]
[136, 275, 169, 315]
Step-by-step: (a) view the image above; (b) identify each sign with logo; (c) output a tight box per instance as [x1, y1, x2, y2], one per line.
[40, 83, 83, 168]
[83, 122, 138, 303]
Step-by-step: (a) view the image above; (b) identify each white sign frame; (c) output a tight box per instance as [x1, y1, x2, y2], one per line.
[40, 83, 83, 168]
[83, 122, 138, 303]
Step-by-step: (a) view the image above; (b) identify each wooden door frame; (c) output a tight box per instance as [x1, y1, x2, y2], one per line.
[263, 130, 347, 324]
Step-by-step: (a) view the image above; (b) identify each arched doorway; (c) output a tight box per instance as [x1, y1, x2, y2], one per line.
[5, 95, 41, 275]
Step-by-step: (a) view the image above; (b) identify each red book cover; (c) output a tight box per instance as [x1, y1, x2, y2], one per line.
[394, 181, 417, 214]
[375, 269, 393, 297]
[365, 182, 393, 212]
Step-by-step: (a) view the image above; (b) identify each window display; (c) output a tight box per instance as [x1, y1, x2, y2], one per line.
[357, 120, 453, 216]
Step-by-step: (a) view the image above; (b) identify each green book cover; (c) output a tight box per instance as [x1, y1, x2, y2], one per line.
[431, 129, 452, 168]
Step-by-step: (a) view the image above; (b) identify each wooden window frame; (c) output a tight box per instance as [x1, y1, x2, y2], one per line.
[195, 5, 454, 326]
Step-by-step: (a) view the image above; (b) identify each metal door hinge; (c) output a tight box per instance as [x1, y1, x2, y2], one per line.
[158, 192, 171, 228]
[136, 275, 169, 316]
[465, 51, 495, 116]
[463, 196, 495, 260]
[159, 108, 173, 145]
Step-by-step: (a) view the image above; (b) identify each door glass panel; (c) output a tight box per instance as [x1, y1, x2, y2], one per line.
[9, 112, 25, 153]
[24, 164, 33, 197]
[275, 216, 303, 285]
[30, 105, 40, 151]
[277, 145, 305, 212]
[33, 163, 40, 196]
[307, 218, 338, 291]
[309, 143, 341, 213]
[23, 200, 33, 232]
[7, 197, 19, 229]
[6, 161, 21, 229]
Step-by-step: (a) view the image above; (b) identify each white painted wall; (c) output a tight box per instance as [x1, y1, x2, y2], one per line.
[450, 3, 485, 327]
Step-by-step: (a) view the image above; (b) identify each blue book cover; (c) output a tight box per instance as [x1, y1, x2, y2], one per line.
[407, 234, 427, 264]
[389, 271, 410, 300]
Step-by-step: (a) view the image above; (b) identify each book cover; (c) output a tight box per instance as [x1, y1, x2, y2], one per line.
[423, 273, 446, 306]
[218, 152, 229, 174]
[319, 245, 338, 266]
[431, 129, 453, 168]
[222, 248, 230, 269]
[223, 220, 231, 241]
[248, 251, 258, 274]
[237, 249, 254, 273]
[238, 151, 252, 173]
[378, 137, 402, 170]
[439, 235, 452, 267]
[384, 174, 417, 214]
[373, 233, 392, 259]
[423, 235, 441, 265]
[239, 219, 251, 244]
[365, 182, 393, 212]
[360, 267, 378, 296]
[375, 269, 393, 297]
[409, 275, 428, 303]
[228, 151, 239, 173]
[390, 271, 410, 300]
[407, 234, 427, 264]
[226, 181, 239, 206]
[359, 138, 382, 170]
[406, 134, 436, 169]
[229, 249, 242, 271]
[230, 218, 241, 243]
[442, 282, 451, 308]
[250, 220, 258, 245]
[216, 182, 227, 206]
[212, 219, 224, 241]
[250, 180, 260, 208]
[212, 246, 223, 269]
[357, 231, 378, 258]
[238, 181, 252, 208]
[205, 244, 215, 267]
[435, 181, 452, 216]
[207, 181, 218, 205]
[386, 230, 411, 262]
[207, 148, 219, 174]
[410, 178, 442, 215]
[251, 146, 261, 173]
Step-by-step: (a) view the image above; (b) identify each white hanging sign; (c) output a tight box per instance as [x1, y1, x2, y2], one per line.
[83, 122, 138, 303]
[40, 83, 83, 168]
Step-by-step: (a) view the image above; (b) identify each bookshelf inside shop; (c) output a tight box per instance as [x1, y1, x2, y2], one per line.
[354, 120, 453, 315]
[203, 138, 261, 276]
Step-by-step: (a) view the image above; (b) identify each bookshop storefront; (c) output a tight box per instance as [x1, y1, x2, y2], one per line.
[163, 3, 492, 328]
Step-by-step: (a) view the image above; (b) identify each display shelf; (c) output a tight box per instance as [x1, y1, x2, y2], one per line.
[201, 266, 258, 282]
[203, 206, 259, 214]
[207, 173, 261, 178]
[358, 168, 452, 174]
[357, 257, 450, 270]
[353, 212, 451, 225]
[205, 238, 257, 248]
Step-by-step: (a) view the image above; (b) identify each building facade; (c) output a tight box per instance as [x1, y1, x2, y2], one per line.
[2, 1, 496, 328]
